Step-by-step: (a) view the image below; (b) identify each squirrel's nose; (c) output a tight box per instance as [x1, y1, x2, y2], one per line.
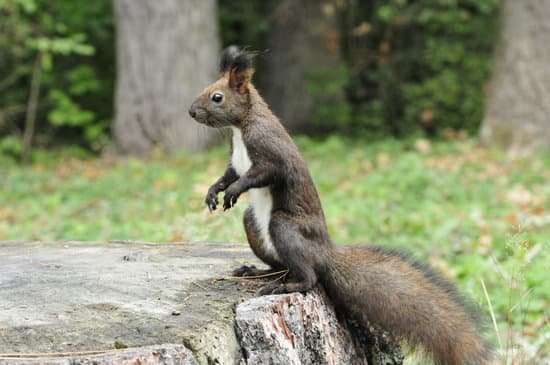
[189, 107, 196, 119]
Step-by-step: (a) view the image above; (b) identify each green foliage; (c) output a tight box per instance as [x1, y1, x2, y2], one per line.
[0, 134, 23, 156]
[0, 0, 502, 156]
[341, 0, 500, 137]
[48, 90, 94, 126]
[0, 0, 113, 156]
[1, 138, 548, 360]
[219, 0, 501, 138]
[218, 0, 268, 48]
[28, 34, 95, 56]
[306, 66, 352, 130]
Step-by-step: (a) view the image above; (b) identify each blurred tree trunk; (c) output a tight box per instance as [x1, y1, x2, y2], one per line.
[22, 52, 42, 163]
[113, 0, 219, 155]
[260, 0, 344, 133]
[480, 0, 550, 156]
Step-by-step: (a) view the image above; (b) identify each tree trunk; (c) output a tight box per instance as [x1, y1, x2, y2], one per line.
[260, 0, 344, 133]
[113, 0, 220, 155]
[480, 0, 550, 156]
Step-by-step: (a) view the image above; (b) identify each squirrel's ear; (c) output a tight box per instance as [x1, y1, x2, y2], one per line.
[229, 66, 254, 94]
[227, 50, 256, 94]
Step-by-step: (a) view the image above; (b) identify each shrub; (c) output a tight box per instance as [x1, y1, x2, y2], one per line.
[341, 0, 500, 137]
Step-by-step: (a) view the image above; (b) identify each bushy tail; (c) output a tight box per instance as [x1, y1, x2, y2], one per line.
[321, 246, 493, 365]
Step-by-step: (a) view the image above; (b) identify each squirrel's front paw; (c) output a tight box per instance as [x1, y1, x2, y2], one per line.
[223, 185, 241, 210]
[205, 189, 219, 212]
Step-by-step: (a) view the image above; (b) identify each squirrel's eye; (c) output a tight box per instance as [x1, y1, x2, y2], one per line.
[211, 92, 224, 103]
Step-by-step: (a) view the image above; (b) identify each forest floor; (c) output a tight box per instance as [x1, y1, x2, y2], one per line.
[1, 136, 549, 363]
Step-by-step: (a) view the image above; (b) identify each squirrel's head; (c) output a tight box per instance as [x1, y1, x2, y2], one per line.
[189, 46, 255, 128]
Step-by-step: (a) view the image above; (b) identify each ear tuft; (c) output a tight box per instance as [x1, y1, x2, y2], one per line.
[219, 46, 256, 74]
[220, 46, 257, 94]
[230, 50, 255, 74]
[219, 45, 241, 74]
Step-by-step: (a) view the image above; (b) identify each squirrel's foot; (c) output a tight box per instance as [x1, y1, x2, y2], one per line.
[232, 265, 284, 278]
[259, 281, 315, 295]
[232, 265, 258, 277]
[259, 283, 287, 295]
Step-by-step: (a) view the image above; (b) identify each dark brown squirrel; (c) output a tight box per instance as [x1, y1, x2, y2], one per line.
[189, 46, 493, 365]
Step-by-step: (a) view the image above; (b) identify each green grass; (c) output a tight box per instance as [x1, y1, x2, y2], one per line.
[1, 136, 549, 362]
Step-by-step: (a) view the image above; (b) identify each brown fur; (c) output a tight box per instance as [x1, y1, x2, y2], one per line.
[189, 47, 493, 365]
[325, 247, 492, 365]
[242, 206, 282, 269]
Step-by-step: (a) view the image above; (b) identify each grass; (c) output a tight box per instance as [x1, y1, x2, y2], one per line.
[1, 136, 549, 362]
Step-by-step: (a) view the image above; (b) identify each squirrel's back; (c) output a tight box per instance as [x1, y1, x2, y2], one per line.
[322, 246, 493, 365]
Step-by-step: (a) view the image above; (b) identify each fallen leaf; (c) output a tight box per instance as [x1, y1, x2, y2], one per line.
[415, 139, 432, 154]
[504, 213, 519, 225]
[376, 153, 391, 168]
[361, 160, 373, 173]
[193, 183, 209, 196]
[153, 180, 164, 190]
[170, 232, 183, 243]
[351, 22, 371, 36]
[392, 15, 408, 26]
[477, 234, 493, 255]
[442, 128, 468, 140]
[532, 206, 545, 216]
[54, 166, 72, 178]
[420, 109, 434, 125]
[428, 256, 457, 278]
[505, 185, 532, 206]
[479, 234, 492, 246]
[84, 167, 102, 180]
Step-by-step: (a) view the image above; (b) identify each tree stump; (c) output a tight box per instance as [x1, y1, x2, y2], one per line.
[0, 241, 402, 365]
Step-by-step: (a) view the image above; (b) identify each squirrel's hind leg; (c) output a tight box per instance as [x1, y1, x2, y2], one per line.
[236, 207, 286, 277]
[260, 212, 318, 295]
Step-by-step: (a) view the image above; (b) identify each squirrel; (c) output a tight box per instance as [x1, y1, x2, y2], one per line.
[188, 46, 493, 365]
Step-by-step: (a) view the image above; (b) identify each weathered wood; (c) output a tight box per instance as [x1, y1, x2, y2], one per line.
[235, 288, 403, 365]
[0, 241, 403, 365]
[0, 345, 198, 365]
[0, 241, 256, 365]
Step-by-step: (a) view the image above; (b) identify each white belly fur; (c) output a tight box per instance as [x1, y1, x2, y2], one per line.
[231, 127, 279, 261]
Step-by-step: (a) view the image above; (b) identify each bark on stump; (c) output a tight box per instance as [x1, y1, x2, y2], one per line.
[236, 288, 403, 365]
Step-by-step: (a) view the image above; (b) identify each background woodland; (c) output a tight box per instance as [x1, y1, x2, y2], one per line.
[1, 1, 549, 363]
